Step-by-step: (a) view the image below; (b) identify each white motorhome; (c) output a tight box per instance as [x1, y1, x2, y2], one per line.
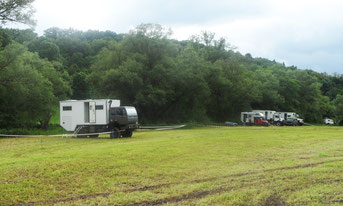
[60, 99, 138, 138]
[252, 110, 274, 120]
[276, 112, 304, 125]
[252, 110, 284, 126]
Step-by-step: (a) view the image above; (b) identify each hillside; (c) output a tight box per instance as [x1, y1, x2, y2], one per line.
[1, 24, 343, 128]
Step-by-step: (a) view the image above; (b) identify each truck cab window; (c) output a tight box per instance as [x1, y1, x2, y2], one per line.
[111, 108, 125, 116]
[117, 108, 125, 116]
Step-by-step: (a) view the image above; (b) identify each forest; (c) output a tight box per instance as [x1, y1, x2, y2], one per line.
[1, 23, 343, 129]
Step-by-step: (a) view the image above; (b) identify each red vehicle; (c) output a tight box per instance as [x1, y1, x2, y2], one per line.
[241, 112, 269, 126]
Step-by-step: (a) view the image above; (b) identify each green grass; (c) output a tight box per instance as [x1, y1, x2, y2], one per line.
[1, 126, 343, 205]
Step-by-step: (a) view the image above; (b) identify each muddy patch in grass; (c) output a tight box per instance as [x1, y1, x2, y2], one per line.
[263, 194, 286, 206]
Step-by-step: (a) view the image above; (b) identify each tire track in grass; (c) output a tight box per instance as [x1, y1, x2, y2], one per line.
[14, 193, 111, 206]
[124, 159, 343, 206]
[278, 178, 343, 205]
[125, 179, 279, 206]
[14, 158, 343, 206]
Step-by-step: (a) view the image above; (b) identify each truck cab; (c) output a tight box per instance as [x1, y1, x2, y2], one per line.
[109, 106, 139, 137]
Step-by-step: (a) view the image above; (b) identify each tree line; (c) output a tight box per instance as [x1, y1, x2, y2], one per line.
[1, 24, 343, 129]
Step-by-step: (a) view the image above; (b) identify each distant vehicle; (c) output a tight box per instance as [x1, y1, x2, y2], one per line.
[324, 118, 334, 125]
[241, 112, 269, 126]
[283, 117, 301, 126]
[252, 110, 284, 126]
[225, 121, 238, 126]
[275, 112, 304, 126]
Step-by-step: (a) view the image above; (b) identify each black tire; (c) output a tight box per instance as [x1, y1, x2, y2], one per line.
[110, 128, 120, 139]
[121, 129, 133, 138]
[276, 122, 281, 126]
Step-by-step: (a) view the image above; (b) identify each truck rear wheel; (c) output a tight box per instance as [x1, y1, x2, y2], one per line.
[110, 128, 120, 139]
[121, 129, 133, 138]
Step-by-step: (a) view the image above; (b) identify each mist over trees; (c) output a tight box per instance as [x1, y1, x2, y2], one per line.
[1, 23, 343, 128]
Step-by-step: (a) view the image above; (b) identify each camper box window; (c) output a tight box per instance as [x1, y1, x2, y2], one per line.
[95, 105, 104, 110]
[63, 106, 72, 111]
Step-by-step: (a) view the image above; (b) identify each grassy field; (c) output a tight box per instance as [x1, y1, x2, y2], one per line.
[1, 126, 343, 205]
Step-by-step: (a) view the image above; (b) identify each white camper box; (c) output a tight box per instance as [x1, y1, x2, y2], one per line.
[60, 99, 120, 132]
[275, 112, 299, 120]
[252, 110, 275, 120]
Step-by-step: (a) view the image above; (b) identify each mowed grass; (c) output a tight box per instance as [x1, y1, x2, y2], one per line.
[1, 126, 343, 205]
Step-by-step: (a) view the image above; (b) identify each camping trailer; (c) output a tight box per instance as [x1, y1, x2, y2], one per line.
[60, 99, 138, 138]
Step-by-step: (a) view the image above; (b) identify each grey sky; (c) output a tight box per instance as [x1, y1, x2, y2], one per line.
[15, 0, 343, 74]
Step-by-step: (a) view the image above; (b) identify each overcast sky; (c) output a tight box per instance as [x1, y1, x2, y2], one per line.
[16, 0, 343, 74]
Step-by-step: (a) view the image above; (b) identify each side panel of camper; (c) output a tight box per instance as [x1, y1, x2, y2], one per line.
[60, 101, 84, 132]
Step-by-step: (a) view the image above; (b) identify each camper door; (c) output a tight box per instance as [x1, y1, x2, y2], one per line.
[85, 101, 96, 123]
[89, 101, 96, 123]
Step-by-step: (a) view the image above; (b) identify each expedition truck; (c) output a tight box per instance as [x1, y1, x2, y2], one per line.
[275, 112, 304, 126]
[60, 99, 139, 138]
[252, 110, 284, 126]
[241, 112, 269, 126]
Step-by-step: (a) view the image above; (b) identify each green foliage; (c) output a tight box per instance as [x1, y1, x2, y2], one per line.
[27, 37, 61, 61]
[0, 43, 54, 128]
[333, 94, 343, 124]
[0, 0, 36, 26]
[0, 42, 70, 129]
[71, 72, 90, 99]
[86, 24, 340, 123]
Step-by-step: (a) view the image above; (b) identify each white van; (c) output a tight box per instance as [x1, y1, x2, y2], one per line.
[324, 118, 334, 125]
